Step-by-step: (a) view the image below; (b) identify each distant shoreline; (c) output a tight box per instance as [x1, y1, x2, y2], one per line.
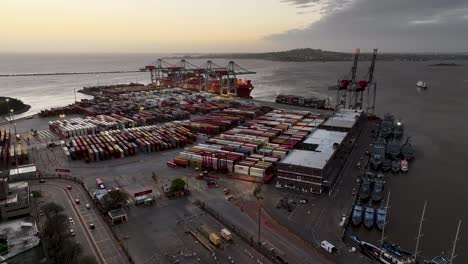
[428, 63, 463, 66]
[166, 48, 468, 63]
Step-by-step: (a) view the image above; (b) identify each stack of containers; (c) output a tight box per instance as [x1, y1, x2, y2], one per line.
[65, 124, 195, 162]
[87, 115, 136, 131]
[175, 109, 318, 179]
[49, 118, 98, 138]
[0, 129, 10, 168]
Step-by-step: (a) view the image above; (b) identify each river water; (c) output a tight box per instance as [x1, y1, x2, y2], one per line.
[1, 53, 468, 261]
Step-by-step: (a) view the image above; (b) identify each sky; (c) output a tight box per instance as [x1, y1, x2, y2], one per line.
[2, 0, 468, 53]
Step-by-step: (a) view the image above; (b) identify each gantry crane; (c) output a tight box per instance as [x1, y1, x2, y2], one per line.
[144, 59, 255, 97]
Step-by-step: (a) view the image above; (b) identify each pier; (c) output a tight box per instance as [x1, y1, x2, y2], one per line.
[0, 70, 141, 77]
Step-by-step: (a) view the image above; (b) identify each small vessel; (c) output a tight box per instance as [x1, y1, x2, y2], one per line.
[379, 114, 395, 138]
[401, 159, 408, 172]
[350, 236, 415, 264]
[372, 177, 385, 202]
[417, 81, 427, 90]
[392, 159, 401, 173]
[370, 138, 386, 170]
[352, 202, 364, 226]
[364, 204, 375, 229]
[424, 256, 449, 264]
[381, 159, 392, 172]
[386, 139, 401, 160]
[375, 207, 387, 231]
[393, 121, 404, 138]
[401, 137, 415, 161]
[359, 176, 373, 201]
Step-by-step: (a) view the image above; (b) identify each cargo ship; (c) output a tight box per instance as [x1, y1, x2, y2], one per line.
[144, 59, 256, 99]
[275, 95, 334, 110]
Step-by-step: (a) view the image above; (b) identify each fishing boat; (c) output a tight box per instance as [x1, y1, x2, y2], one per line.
[381, 159, 392, 172]
[417, 81, 427, 90]
[359, 176, 373, 201]
[401, 159, 408, 172]
[372, 177, 385, 203]
[352, 201, 364, 226]
[364, 204, 375, 229]
[350, 236, 415, 264]
[392, 159, 401, 173]
[376, 207, 387, 231]
[401, 137, 415, 161]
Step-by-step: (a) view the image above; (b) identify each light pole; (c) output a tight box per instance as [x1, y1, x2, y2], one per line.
[10, 109, 18, 169]
[5, 99, 10, 122]
[96, 74, 100, 87]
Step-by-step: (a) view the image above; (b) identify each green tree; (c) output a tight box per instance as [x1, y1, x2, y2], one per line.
[80, 255, 99, 264]
[170, 178, 186, 192]
[41, 202, 64, 219]
[100, 190, 129, 212]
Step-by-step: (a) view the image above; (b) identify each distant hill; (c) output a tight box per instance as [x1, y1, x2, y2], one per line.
[169, 48, 468, 62]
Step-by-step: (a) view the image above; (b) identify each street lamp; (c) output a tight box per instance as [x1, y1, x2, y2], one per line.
[10, 109, 18, 168]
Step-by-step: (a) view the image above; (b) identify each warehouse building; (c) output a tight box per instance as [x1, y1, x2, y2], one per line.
[320, 109, 365, 132]
[277, 129, 348, 194]
[0, 179, 31, 221]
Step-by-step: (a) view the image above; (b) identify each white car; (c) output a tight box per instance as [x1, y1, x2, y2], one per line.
[86, 203, 91, 209]
[70, 229, 75, 236]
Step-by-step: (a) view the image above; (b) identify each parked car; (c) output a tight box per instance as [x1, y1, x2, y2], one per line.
[74, 199, 80, 205]
[86, 203, 91, 209]
[89, 224, 95, 230]
[66, 185, 72, 190]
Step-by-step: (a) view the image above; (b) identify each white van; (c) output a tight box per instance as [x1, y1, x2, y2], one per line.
[321, 240, 337, 254]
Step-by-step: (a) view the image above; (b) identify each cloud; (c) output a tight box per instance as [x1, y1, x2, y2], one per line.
[270, 0, 468, 52]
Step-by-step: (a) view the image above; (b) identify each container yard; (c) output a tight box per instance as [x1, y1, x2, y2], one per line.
[63, 123, 195, 162]
[171, 109, 331, 183]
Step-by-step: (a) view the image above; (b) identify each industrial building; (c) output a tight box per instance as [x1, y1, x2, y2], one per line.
[320, 109, 365, 132]
[8, 165, 37, 182]
[0, 178, 31, 221]
[277, 109, 364, 194]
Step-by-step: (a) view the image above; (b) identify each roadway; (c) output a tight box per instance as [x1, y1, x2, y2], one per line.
[31, 180, 128, 264]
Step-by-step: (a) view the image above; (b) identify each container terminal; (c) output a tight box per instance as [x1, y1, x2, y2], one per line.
[0, 53, 443, 264]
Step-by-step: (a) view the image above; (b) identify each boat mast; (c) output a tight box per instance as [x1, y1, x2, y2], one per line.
[449, 219, 462, 264]
[379, 192, 391, 258]
[413, 201, 427, 261]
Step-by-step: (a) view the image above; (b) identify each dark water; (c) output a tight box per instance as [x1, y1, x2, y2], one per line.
[1, 54, 468, 261]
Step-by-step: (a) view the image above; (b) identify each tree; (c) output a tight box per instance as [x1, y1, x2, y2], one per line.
[170, 178, 186, 192]
[100, 190, 129, 212]
[80, 255, 99, 264]
[41, 202, 64, 219]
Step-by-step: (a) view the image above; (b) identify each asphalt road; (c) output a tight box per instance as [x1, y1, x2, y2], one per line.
[32, 183, 97, 260]
[32, 180, 128, 264]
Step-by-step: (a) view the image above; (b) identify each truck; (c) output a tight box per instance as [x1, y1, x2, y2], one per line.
[220, 228, 232, 241]
[96, 178, 105, 189]
[199, 225, 222, 247]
